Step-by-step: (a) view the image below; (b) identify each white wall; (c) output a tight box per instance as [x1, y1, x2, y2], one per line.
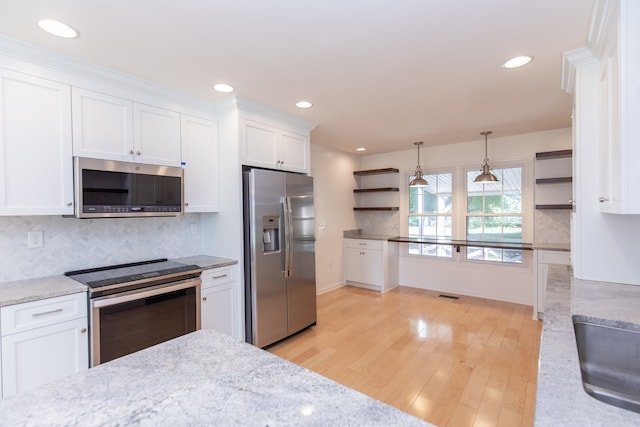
[310, 144, 360, 294]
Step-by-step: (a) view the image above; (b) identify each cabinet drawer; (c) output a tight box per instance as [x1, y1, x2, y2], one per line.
[344, 238, 382, 250]
[538, 250, 571, 265]
[1, 292, 87, 336]
[201, 266, 236, 289]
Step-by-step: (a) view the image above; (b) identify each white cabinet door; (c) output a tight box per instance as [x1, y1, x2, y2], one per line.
[279, 129, 309, 173]
[361, 249, 383, 286]
[181, 115, 219, 212]
[241, 119, 278, 169]
[345, 246, 365, 283]
[597, 0, 640, 214]
[240, 118, 310, 173]
[72, 87, 134, 161]
[0, 69, 74, 215]
[200, 266, 238, 338]
[133, 103, 181, 166]
[1, 317, 88, 398]
[201, 282, 234, 336]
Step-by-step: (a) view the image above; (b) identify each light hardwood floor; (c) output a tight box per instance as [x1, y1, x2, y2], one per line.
[268, 285, 542, 427]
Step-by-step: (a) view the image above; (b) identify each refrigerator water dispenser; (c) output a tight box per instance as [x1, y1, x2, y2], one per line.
[262, 216, 280, 253]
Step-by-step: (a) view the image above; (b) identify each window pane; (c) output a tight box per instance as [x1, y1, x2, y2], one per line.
[466, 246, 483, 260]
[408, 243, 421, 255]
[503, 250, 523, 263]
[484, 247, 502, 262]
[503, 194, 521, 213]
[408, 184, 420, 214]
[503, 216, 522, 241]
[484, 195, 503, 214]
[484, 216, 503, 240]
[408, 216, 420, 236]
[466, 216, 483, 240]
[422, 192, 437, 213]
[440, 194, 453, 214]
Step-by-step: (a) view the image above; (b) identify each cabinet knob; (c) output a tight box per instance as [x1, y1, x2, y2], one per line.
[129, 149, 134, 155]
[184, 202, 189, 206]
[202, 297, 207, 301]
[66, 202, 72, 206]
[136, 151, 141, 156]
[80, 328, 87, 334]
[599, 197, 609, 203]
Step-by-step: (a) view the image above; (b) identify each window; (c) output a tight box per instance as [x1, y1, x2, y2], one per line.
[466, 166, 523, 263]
[408, 172, 453, 257]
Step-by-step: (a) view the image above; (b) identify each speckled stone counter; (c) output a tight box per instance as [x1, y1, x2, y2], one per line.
[0, 329, 430, 426]
[343, 229, 398, 241]
[0, 275, 87, 307]
[172, 254, 238, 270]
[532, 242, 571, 251]
[535, 266, 640, 426]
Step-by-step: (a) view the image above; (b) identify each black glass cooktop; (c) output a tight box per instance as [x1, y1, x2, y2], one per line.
[65, 258, 200, 290]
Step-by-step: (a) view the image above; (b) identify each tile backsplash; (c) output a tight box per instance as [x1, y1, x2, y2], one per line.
[0, 214, 203, 282]
[534, 210, 571, 244]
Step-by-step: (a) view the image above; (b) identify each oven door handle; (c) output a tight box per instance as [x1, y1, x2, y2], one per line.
[91, 277, 201, 308]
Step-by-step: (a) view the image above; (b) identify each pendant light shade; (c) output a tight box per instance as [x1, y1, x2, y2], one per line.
[409, 141, 428, 187]
[474, 131, 499, 183]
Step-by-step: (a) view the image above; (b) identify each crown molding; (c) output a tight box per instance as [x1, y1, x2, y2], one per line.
[561, 47, 598, 94]
[587, 0, 619, 60]
[217, 95, 316, 132]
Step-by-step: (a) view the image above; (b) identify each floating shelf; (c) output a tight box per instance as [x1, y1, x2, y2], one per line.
[353, 187, 399, 193]
[536, 204, 573, 210]
[535, 149, 573, 160]
[353, 168, 399, 176]
[353, 207, 399, 211]
[535, 177, 573, 184]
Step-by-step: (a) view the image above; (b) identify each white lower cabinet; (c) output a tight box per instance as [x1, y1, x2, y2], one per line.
[344, 238, 398, 292]
[1, 293, 88, 399]
[200, 266, 238, 337]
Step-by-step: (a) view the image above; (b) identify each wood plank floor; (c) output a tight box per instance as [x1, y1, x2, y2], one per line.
[268, 285, 542, 427]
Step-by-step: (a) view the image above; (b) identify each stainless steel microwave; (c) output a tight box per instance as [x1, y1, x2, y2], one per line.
[73, 157, 184, 218]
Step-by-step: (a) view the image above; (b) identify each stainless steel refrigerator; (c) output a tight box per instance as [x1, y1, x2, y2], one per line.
[243, 167, 317, 348]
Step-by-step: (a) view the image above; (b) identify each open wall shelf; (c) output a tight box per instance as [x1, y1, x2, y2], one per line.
[353, 187, 399, 193]
[353, 168, 399, 176]
[535, 150, 573, 210]
[535, 149, 572, 160]
[353, 168, 400, 211]
[354, 207, 399, 211]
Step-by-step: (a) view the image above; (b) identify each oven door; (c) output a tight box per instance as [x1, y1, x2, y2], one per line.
[90, 277, 201, 367]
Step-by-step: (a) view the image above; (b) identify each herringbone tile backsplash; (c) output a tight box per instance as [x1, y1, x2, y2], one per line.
[0, 214, 203, 282]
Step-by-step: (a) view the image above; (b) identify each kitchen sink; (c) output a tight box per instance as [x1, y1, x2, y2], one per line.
[573, 315, 640, 413]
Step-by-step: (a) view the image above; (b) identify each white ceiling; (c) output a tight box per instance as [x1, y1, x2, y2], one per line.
[0, 0, 595, 154]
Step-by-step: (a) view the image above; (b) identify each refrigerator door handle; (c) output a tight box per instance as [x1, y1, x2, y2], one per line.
[282, 196, 291, 278]
[286, 196, 294, 277]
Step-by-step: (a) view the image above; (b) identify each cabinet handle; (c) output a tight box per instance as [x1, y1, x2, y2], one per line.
[213, 274, 228, 279]
[202, 297, 207, 301]
[81, 328, 87, 334]
[599, 197, 609, 203]
[32, 308, 63, 317]
[66, 202, 72, 206]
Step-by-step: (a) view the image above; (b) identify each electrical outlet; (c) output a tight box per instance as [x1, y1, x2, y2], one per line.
[28, 230, 44, 248]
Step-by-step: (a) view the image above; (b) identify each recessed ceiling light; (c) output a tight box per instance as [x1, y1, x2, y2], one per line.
[213, 83, 234, 93]
[37, 19, 78, 38]
[502, 55, 533, 69]
[356, 147, 366, 152]
[295, 101, 313, 109]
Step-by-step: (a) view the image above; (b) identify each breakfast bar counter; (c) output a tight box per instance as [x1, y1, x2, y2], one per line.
[0, 329, 430, 426]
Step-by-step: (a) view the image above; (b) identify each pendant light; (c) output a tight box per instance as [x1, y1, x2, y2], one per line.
[409, 141, 428, 187]
[474, 131, 499, 183]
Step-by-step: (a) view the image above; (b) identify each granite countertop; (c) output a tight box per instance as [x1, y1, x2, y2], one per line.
[0, 275, 87, 308]
[532, 242, 571, 251]
[343, 229, 398, 241]
[535, 266, 640, 425]
[172, 255, 238, 270]
[0, 255, 237, 308]
[0, 329, 430, 426]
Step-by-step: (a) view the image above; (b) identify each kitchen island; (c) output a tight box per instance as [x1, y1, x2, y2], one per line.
[0, 329, 430, 426]
[535, 266, 640, 425]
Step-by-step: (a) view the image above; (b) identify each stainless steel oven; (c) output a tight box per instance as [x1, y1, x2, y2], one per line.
[66, 259, 202, 367]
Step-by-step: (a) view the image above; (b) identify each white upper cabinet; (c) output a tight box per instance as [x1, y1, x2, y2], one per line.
[72, 88, 182, 167]
[595, 0, 640, 213]
[181, 114, 220, 212]
[240, 118, 310, 173]
[0, 69, 74, 215]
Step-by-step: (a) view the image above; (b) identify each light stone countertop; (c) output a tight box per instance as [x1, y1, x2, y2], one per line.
[343, 229, 399, 241]
[532, 242, 571, 251]
[0, 255, 236, 308]
[535, 266, 640, 426]
[0, 275, 87, 308]
[0, 329, 431, 427]
[172, 254, 238, 270]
